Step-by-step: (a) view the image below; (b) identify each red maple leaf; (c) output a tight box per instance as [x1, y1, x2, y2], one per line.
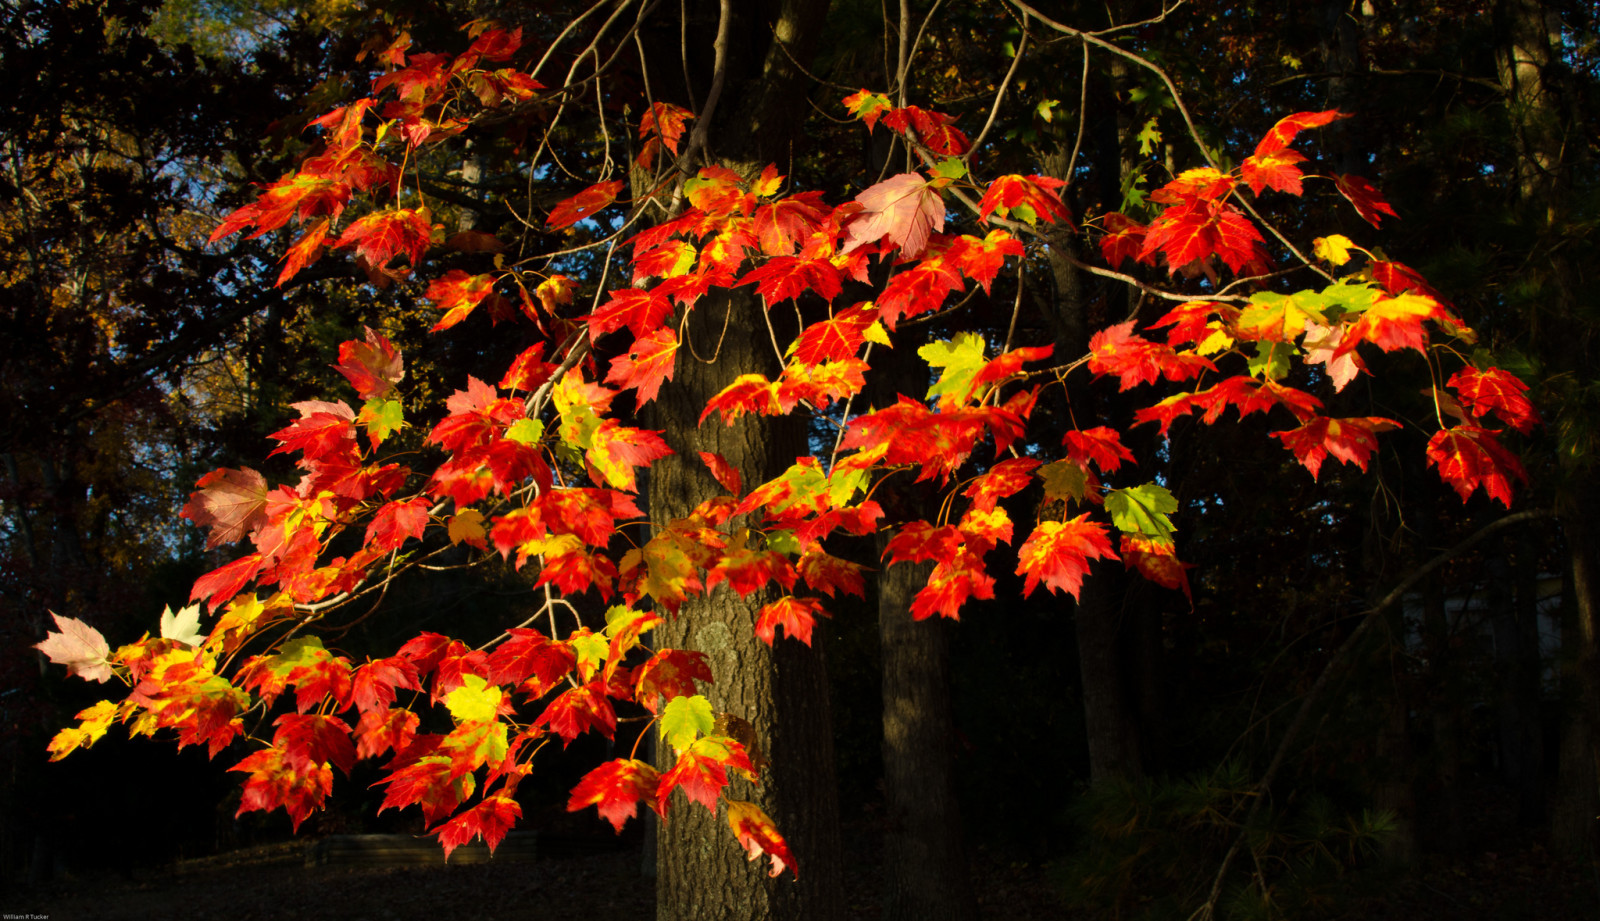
[486, 628, 576, 692]
[879, 105, 970, 154]
[273, 712, 356, 775]
[978, 174, 1071, 225]
[436, 794, 522, 860]
[1099, 212, 1149, 268]
[365, 497, 432, 552]
[1140, 198, 1267, 274]
[700, 374, 781, 425]
[548, 180, 624, 229]
[352, 657, 421, 714]
[534, 681, 616, 744]
[425, 270, 500, 332]
[634, 649, 713, 712]
[736, 257, 844, 305]
[335, 207, 432, 269]
[587, 288, 674, 341]
[875, 258, 964, 329]
[332, 327, 405, 400]
[190, 553, 265, 611]
[268, 400, 358, 462]
[841, 172, 944, 258]
[277, 218, 330, 286]
[797, 549, 866, 598]
[1336, 174, 1399, 227]
[1271, 416, 1399, 479]
[1447, 366, 1539, 434]
[754, 596, 827, 646]
[962, 457, 1042, 512]
[946, 229, 1026, 292]
[1240, 147, 1309, 196]
[1087, 321, 1215, 390]
[657, 739, 754, 813]
[568, 758, 662, 832]
[355, 707, 420, 761]
[605, 327, 680, 404]
[912, 549, 995, 620]
[1426, 425, 1528, 507]
[753, 192, 831, 256]
[1062, 427, 1136, 474]
[1016, 514, 1118, 599]
[232, 746, 333, 830]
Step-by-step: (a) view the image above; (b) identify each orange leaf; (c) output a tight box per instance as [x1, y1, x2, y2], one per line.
[1016, 515, 1117, 599]
[548, 180, 624, 229]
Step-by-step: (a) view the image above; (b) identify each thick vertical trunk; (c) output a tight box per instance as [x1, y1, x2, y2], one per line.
[877, 548, 975, 921]
[647, 287, 843, 921]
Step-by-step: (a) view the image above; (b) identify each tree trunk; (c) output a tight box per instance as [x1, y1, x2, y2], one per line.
[877, 552, 976, 921]
[647, 286, 843, 921]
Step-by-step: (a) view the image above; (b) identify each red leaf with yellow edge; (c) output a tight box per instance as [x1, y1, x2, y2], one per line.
[913, 550, 995, 620]
[1369, 259, 1443, 300]
[1447, 366, 1539, 434]
[1188, 376, 1323, 426]
[210, 173, 352, 242]
[1240, 148, 1308, 196]
[1149, 300, 1238, 347]
[587, 288, 674, 341]
[1120, 535, 1193, 602]
[273, 712, 355, 775]
[1343, 293, 1443, 355]
[700, 374, 781, 425]
[1017, 514, 1118, 599]
[963, 457, 1042, 512]
[436, 794, 522, 860]
[548, 180, 624, 229]
[777, 358, 868, 412]
[1426, 425, 1528, 507]
[755, 596, 828, 646]
[727, 799, 797, 879]
[355, 708, 420, 761]
[842, 172, 944, 258]
[233, 746, 333, 830]
[1336, 174, 1399, 227]
[499, 342, 558, 392]
[883, 521, 963, 566]
[638, 102, 693, 156]
[1063, 427, 1136, 474]
[335, 207, 431, 269]
[587, 420, 672, 492]
[709, 546, 797, 598]
[657, 737, 755, 813]
[635, 649, 713, 713]
[753, 192, 831, 256]
[604, 327, 679, 404]
[978, 174, 1071, 225]
[1152, 167, 1238, 203]
[1254, 110, 1345, 156]
[569, 758, 662, 832]
[332, 327, 404, 400]
[1088, 321, 1215, 391]
[534, 680, 616, 744]
[426, 270, 498, 332]
[182, 467, 270, 548]
[1271, 416, 1398, 480]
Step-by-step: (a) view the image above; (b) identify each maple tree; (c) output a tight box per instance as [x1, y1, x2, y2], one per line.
[24, 1, 1554, 916]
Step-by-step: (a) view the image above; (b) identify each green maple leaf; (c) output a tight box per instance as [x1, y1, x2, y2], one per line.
[660, 694, 714, 753]
[1106, 483, 1178, 544]
[919, 333, 988, 407]
[1038, 459, 1092, 504]
[357, 397, 404, 446]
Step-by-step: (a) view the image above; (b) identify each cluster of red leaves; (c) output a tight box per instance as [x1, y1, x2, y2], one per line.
[38, 28, 1541, 887]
